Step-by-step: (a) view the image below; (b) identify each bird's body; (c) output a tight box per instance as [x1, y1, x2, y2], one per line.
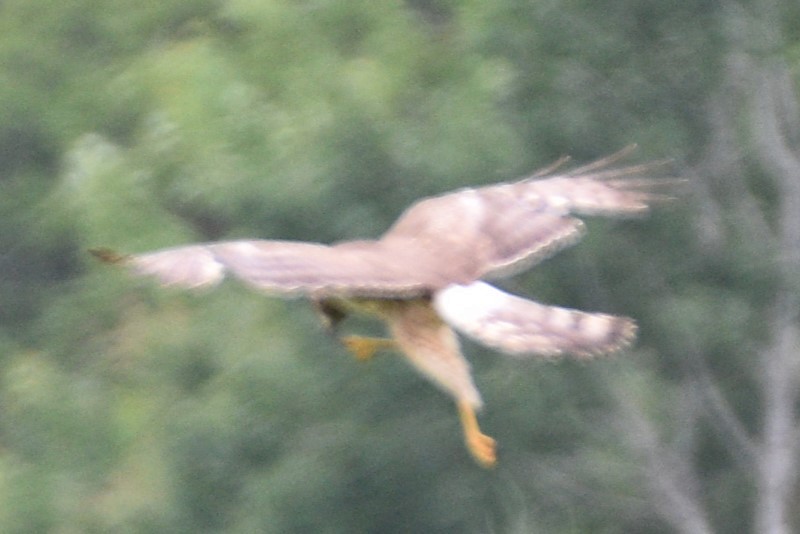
[92, 147, 672, 467]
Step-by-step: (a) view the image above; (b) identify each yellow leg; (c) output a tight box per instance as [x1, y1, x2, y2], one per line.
[340, 335, 396, 361]
[458, 400, 497, 468]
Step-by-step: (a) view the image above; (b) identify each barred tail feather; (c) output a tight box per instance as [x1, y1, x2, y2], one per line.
[434, 282, 636, 358]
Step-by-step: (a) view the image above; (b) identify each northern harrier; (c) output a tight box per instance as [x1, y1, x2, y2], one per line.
[92, 147, 671, 467]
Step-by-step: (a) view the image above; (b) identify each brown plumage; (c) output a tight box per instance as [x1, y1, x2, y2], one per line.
[92, 147, 672, 467]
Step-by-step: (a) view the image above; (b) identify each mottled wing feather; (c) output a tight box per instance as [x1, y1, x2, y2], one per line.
[474, 173, 662, 277]
[465, 186, 587, 279]
[118, 240, 438, 298]
[383, 157, 670, 281]
[120, 245, 226, 289]
[96, 151, 668, 321]
[433, 282, 636, 358]
[514, 175, 655, 217]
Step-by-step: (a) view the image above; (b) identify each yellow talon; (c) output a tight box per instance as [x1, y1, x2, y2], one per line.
[341, 336, 396, 361]
[458, 400, 497, 468]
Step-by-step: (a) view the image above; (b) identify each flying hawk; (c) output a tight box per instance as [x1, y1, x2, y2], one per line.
[92, 147, 671, 467]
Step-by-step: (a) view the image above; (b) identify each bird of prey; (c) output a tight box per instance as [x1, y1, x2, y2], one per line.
[91, 147, 671, 467]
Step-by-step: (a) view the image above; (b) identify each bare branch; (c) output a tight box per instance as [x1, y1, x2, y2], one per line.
[743, 52, 800, 534]
[756, 301, 800, 534]
[635, 257, 759, 471]
[610, 376, 714, 534]
[748, 60, 800, 264]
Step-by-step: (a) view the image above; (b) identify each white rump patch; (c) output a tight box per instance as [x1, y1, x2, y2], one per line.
[434, 282, 506, 325]
[433, 282, 521, 350]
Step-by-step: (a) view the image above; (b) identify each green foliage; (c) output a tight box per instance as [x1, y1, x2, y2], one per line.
[1, 0, 797, 532]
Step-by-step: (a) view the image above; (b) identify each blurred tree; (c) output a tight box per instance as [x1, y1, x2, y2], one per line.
[1, 0, 799, 532]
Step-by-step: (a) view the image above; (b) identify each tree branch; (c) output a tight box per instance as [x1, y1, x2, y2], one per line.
[747, 58, 800, 534]
[610, 378, 714, 534]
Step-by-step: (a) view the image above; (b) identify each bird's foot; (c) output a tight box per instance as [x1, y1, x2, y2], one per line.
[89, 248, 127, 264]
[458, 401, 497, 468]
[466, 430, 497, 468]
[313, 300, 347, 332]
[340, 336, 396, 361]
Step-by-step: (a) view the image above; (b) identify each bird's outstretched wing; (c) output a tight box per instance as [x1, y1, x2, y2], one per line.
[93, 149, 674, 297]
[433, 282, 636, 358]
[91, 239, 445, 298]
[382, 147, 674, 281]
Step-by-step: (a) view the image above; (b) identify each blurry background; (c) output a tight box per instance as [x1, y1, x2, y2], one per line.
[2, 0, 799, 532]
